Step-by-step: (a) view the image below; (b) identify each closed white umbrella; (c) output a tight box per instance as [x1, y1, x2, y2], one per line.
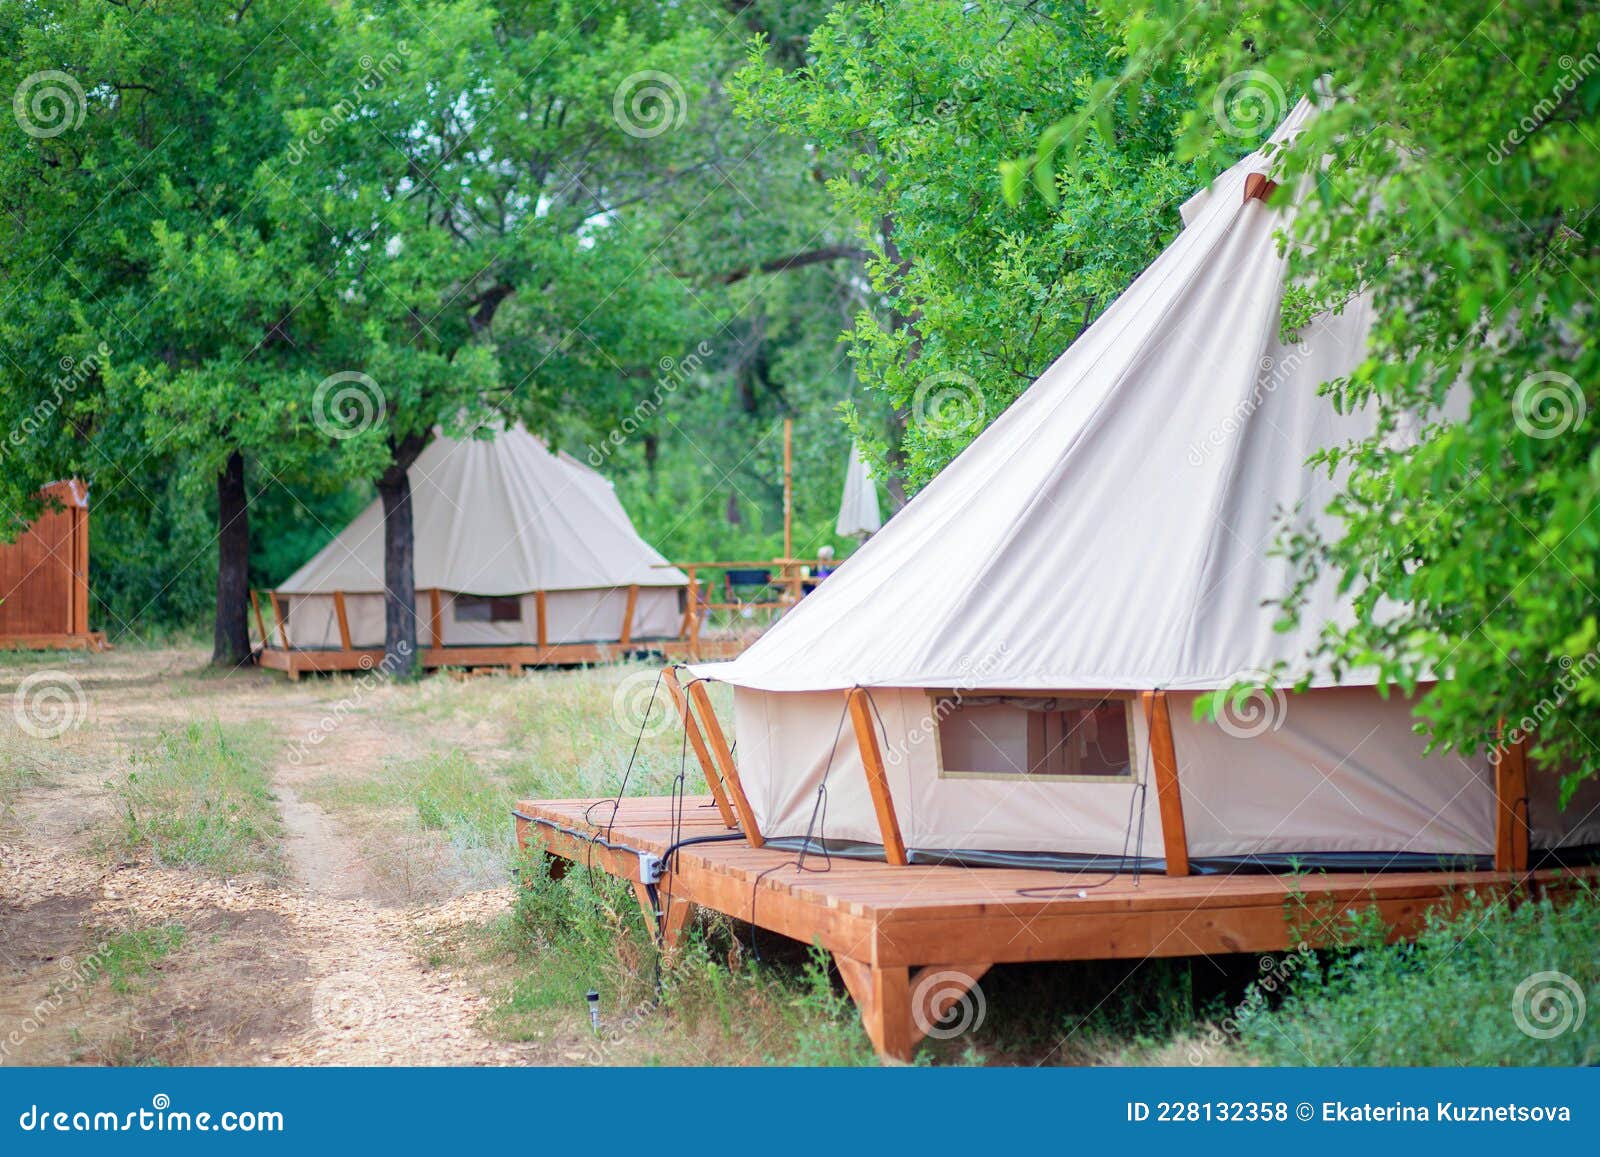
[835, 439, 882, 540]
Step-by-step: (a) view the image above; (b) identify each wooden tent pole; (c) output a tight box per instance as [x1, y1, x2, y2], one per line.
[620, 584, 639, 647]
[663, 667, 737, 827]
[268, 591, 291, 650]
[783, 416, 793, 562]
[249, 590, 268, 651]
[848, 688, 907, 865]
[1494, 723, 1531, 873]
[686, 679, 763, 847]
[535, 590, 548, 648]
[1142, 690, 1190, 877]
[332, 591, 354, 653]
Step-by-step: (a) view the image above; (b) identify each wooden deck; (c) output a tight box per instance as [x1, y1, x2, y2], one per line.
[258, 635, 745, 678]
[514, 794, 1598, 1061]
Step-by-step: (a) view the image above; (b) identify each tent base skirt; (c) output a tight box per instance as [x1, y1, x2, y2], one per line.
[513, 793, 1600, 1064]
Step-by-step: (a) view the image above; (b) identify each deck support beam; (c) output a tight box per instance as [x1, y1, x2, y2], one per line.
[663, 666, 738, 828]
[1143, 690, 1190, 876]
[686, 679, 764, 847]
[848, 688, 907, 865]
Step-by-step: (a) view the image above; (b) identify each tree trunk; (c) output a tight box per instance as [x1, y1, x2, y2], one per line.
[212, 450, 253, 667]
[377, 433, 429, 678]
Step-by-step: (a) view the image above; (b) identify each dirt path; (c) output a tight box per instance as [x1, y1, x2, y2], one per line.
[1, 649, 537, 1066]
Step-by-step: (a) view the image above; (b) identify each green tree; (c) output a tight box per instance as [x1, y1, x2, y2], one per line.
[1024, 1, 1600, 790]
[0, 0, 339, 663]
[732, 0, 1194, 493]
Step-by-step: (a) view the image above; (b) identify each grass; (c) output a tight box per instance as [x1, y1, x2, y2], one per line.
[86, 924, 188, 995]
[486, 847, 878, 1065]
[1233, 887, 1600, 1066]
[110, 720, 282, 876]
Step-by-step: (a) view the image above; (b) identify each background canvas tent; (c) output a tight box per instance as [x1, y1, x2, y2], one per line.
[267, 427, 687, 662]
[835, 439, 883, 540]
[0, 480, 105, 651]
[688, 100, 1600, 873]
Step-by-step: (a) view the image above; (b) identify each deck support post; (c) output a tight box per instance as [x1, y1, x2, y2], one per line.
[1143, 690, 1190, 876]
[834, 954, 992, 1064]
[631, 881, 695, 952]
[429, 588, 443, 649]
[686, 679, 763, 847]
[1494, 723, 1531, 873]
[848, 688, 907, 865]
[663, 667, 738, 827]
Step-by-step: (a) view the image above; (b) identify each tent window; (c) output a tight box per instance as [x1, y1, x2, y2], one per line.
[454, 595, 521, 623]
[933, 694, 1136, 782]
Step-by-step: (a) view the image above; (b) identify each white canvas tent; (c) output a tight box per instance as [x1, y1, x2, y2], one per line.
[276, 426, 687, 651]
[835, 439, 883, 539]
[689, 100, 1600, 870]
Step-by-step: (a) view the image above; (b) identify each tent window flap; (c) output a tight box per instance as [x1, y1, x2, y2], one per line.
[933, 693, 1136, 782]
[454, 595, 522, 623]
